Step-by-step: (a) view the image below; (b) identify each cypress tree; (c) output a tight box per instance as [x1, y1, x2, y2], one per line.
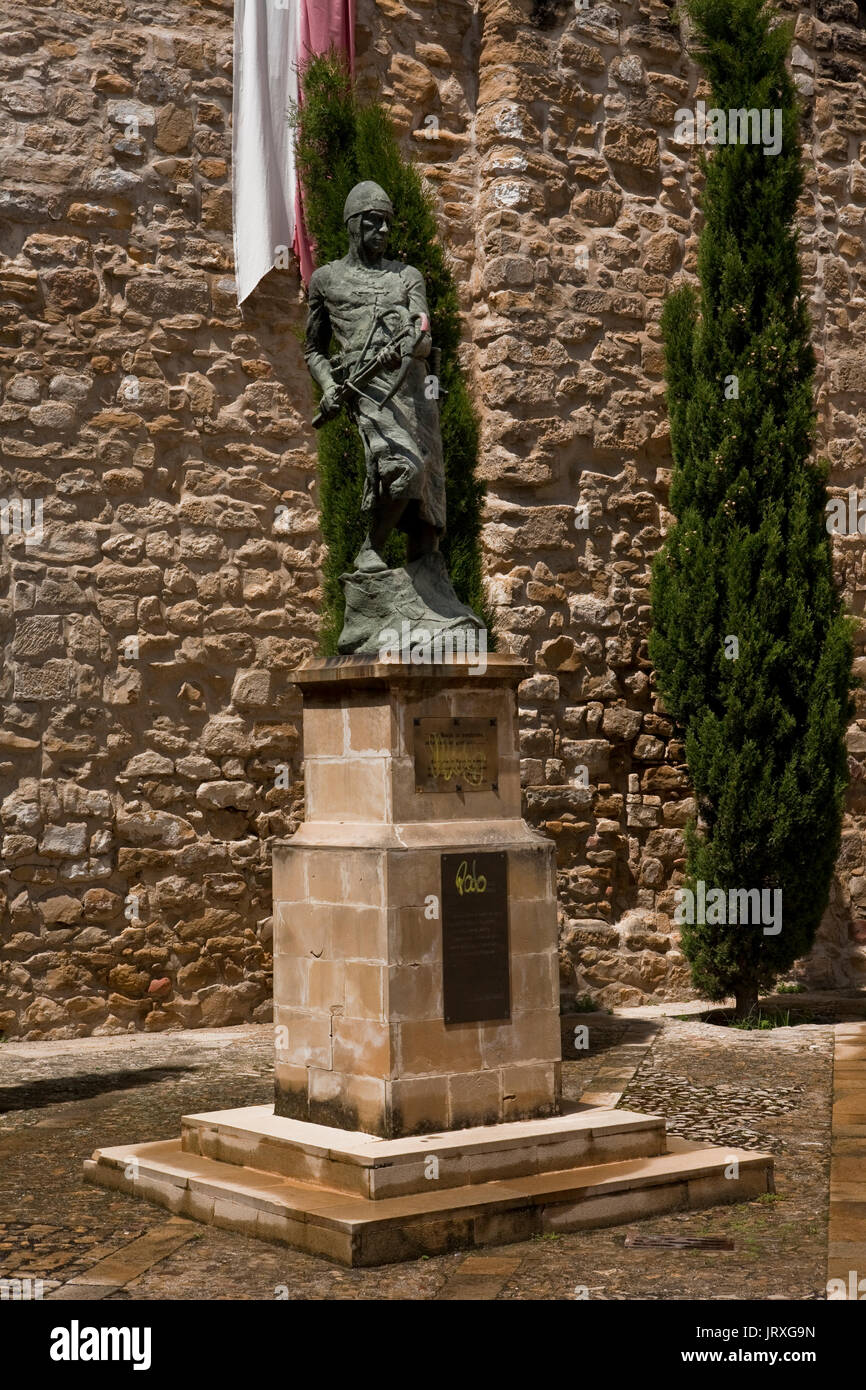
[291, 55, 492, 654]
[649, 0, 853, 1017]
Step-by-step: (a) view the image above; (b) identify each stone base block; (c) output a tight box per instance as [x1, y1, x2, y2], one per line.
[272, 828, 561, 1138]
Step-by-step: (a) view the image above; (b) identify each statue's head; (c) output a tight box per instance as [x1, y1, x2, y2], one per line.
[343, 181, 394, 261]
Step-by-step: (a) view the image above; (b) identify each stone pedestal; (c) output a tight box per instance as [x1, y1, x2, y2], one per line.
[83, 654, 774, 1266]
[272, 655, 561, 1138]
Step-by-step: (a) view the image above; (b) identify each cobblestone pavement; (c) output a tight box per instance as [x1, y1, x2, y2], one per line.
[0, 1017, 833, 1300]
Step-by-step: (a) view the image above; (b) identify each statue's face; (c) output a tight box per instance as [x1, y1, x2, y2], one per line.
[355, 210, 390, 259]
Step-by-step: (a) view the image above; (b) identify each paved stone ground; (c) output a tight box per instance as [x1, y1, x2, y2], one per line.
[0, 1016, 834, 1300]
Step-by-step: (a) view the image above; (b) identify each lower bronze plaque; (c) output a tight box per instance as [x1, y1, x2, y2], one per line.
[414, 717, 498, 793]
[441, 851, 510, 1025]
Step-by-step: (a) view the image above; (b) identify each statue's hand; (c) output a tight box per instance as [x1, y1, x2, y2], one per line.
[318, 383, 344, 419]
[378, 346, 403, 371]
[412, 331, 432, 360]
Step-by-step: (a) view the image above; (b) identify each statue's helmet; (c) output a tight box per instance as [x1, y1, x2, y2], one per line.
[343, 181, 394, 225]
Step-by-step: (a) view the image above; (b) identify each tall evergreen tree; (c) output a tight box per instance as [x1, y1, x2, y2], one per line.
[650, 0, 853, 1016]
[291, 55, 492, 654]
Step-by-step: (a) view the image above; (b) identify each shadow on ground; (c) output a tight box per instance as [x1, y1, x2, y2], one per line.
[0, 1066, 198, 1114]
[560, 1014, 659, 1060]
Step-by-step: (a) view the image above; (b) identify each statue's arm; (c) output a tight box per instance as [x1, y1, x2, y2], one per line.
[404, 267, 433, 360]
[304, 271, 338, 393]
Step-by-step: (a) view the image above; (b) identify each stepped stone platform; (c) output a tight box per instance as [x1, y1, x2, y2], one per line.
[85, 1102, 774, 1267]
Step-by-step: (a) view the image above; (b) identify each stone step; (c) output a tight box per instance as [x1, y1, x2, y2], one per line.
[84, 1134, 774, 1267]
[179, 1103, 668, 1198]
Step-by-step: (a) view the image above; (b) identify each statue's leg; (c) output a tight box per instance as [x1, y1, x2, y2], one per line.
[354, 496, 407, 572]
[370, 496, 408, 555]
[406, 517, 439, 562]
[353, 402, 420, 572]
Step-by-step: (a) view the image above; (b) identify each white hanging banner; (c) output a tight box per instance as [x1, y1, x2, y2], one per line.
[232, 0, 300, 305]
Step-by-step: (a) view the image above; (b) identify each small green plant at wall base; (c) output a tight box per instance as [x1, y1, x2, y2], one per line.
[571, 994, 603, 1013]
[290, 54, 493, 654]
[649, 0, 853, 1020]
[776, 982, 805, 994]
[730, 1009, 796, 1031]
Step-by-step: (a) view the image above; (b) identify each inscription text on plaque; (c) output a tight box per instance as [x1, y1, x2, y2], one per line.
[414, 717, 498, 794]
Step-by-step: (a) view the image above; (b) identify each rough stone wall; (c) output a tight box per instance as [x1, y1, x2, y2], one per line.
[0, 0, 317, 1040]
[1, 0, 865, 1039]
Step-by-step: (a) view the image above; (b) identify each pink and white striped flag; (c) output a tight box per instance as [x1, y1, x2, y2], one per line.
[232, 0, 355, 304]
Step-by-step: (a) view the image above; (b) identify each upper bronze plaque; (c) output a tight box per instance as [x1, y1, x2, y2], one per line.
[414, 717, 498, 794]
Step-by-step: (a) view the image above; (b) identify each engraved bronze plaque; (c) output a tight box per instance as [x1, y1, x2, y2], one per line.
[441, 851, 510, 1025]
[414, 717, 498, 794]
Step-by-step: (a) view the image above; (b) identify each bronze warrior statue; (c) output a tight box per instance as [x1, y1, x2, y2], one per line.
[304, 181, 482, 655]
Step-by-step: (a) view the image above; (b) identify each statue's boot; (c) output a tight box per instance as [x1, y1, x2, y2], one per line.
[354, 540, 389, 574]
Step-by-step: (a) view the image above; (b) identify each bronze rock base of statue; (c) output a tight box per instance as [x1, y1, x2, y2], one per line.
[338, 550, 485, 657]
